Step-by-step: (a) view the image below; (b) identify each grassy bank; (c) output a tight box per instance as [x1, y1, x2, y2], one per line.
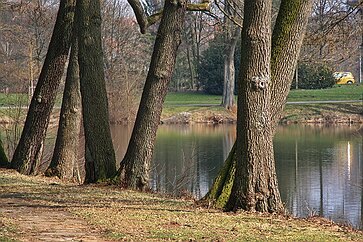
[0, 168, 362, 241]
[0, 84, 362, 124]
[163, 84, 363, 105]
[161, 85, 363, 123]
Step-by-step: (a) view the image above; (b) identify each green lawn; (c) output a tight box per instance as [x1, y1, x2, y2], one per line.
[1, 84, 362, 107]
[287, 84, 363, 101]
[164, 84, 363, 106]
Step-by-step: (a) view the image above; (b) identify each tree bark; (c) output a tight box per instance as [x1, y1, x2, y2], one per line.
[202, 0, 313, 213]
[10, 0, 76, 175]
[46, 38, 81, 181]
[116, 0, 186, 190]
[77, 0, 117, 183]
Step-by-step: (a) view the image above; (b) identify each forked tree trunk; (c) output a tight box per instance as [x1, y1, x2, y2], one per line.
[10, 0, 76, 175]
[46, 39, 81, 181]
[116, 0, 186, 190]
[77, 0, 117, 183]
[202, 0, 313, 212]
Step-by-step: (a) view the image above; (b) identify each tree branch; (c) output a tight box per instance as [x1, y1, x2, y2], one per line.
[187, 1, 212, 11]
[147, 11, 163, 27]
[127, 0, 148, 34]
[128, 0, 212, 34]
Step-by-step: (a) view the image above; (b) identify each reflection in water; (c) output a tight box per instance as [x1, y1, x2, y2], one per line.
[110, 124, 363, 229]
[274, 125, 363, 229]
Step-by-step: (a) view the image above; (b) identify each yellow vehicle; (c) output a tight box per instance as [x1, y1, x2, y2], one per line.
[333, 72, 356, 84]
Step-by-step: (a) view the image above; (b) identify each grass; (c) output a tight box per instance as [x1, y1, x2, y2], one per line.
[0, 85, 362, 124]
[287, 84, 363, 101]
[163, 84, 363, 105]
[0, 168, 362, 241]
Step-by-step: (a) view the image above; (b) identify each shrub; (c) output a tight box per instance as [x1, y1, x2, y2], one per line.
[291, 63, 335, 89]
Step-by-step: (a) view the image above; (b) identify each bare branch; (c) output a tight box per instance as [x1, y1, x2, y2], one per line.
[147, 11, 163, 26]
[127, 0, 148, 34]
[128, 0, 213, 34]
[214, 0, 243, 27]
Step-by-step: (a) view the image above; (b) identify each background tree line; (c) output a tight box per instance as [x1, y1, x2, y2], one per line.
[1, 0, 361, 118]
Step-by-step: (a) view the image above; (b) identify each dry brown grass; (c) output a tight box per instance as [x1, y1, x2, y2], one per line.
[1, 168, 362, 241]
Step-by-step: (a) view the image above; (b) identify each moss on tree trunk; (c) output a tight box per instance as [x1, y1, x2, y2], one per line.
[202, 0, 313, 213]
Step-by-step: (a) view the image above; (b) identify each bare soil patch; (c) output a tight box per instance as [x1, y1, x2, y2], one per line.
[0, 169, 112, 241]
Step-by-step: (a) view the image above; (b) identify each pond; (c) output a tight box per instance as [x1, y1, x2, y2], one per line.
[111, 124, 363, 229]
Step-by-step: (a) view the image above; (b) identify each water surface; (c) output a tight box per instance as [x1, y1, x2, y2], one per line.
[111, 124, 363, 228]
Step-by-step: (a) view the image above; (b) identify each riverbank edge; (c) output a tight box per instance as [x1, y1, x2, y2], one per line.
[0, 168, 362, 241]
[0, 102, 362, 125]
[159, 103, 363, 125]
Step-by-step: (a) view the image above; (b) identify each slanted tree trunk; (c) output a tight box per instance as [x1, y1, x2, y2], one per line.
[10, 0, 76, 175]
[116, 0, 186, 190]
[203, 0, 313, 212]
[0, 136, 9, 168]
[46, 38, 81, 181]
[222, 29, 240, 110]
[77, 0, 116, 183]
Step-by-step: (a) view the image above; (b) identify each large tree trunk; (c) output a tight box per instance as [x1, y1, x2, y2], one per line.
[202, 0, 313, 212]
[46, 38, 81, 181]
[222, 29, 240, 110]
[228, 0, 280, 212]
[77, 0, 116, 183]
[10, 0, 76, 175]
[116, 0, 186, 190]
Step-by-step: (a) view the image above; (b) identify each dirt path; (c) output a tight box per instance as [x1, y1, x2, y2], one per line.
[0, 197, 114, 242]
[0, 169, 112, 242]
[0, 197, 111, 242]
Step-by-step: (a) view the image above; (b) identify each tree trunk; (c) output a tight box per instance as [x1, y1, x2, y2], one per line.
[222, 29, 240, 110]
[77, 0, 117, 183]
[46, 38, 81, 181]
[0, 136, 9, 168]
[10, 0, 76, 175]
[116, 0, 186, 190]
[202, 0, 313, 213]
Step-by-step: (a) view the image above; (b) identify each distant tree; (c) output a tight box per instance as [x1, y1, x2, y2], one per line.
[77, 0, 117, 183]
[198, 33, 241, 95]
[219, 0, 242, 110]
[10, 0, 76, 175]
[301, 0, 361, 76]
[46, 38, 81, 181]
[202, 0, 313, 212]
[198, 34, 225, 95]
[101, 0, 153, 123]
